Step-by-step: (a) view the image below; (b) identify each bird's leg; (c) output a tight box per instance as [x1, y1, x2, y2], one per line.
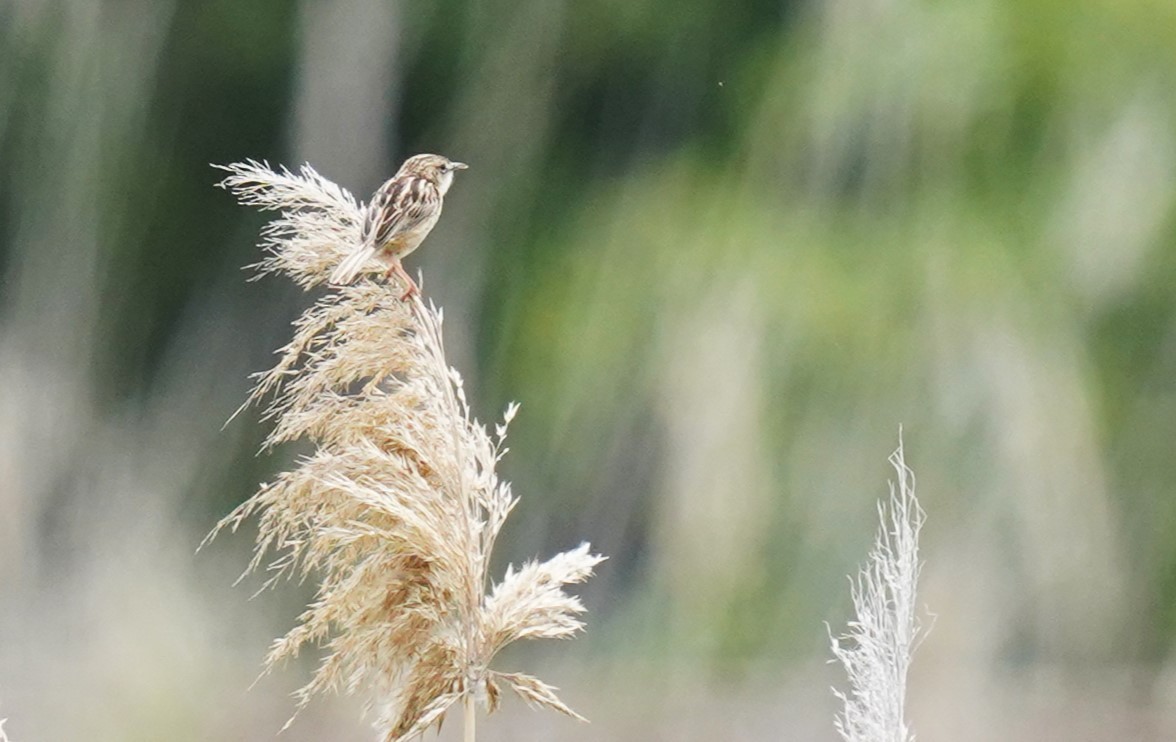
[384, 260, 419, 301]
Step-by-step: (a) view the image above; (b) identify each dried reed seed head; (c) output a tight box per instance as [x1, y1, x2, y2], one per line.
[211, 160, 604, 740]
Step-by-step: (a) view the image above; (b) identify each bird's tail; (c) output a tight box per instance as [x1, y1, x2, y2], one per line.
[329, 243, 379, 285]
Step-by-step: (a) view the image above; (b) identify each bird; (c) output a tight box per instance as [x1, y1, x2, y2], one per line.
[329, 153, 468, 296]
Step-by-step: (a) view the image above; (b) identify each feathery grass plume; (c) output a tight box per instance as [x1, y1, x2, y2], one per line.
[0, 717, 9, 742]
[208, 160, 605, 741]
[829, 432, 927, 742]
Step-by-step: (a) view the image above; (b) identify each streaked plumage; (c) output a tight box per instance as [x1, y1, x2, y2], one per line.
[329, 153, 467, 294]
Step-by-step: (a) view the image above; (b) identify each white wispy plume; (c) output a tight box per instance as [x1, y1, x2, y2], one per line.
[207, 160, 604, 742]
[830, 433, 927, 742]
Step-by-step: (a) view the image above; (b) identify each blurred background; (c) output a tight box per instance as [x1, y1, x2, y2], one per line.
[2, 0, 1176, 739]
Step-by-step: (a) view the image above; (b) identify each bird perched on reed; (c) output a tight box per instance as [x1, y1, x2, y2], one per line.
[329, 153, 467, 296]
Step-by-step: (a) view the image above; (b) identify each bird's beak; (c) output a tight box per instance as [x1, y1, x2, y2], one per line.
[449, 162, 468, 170]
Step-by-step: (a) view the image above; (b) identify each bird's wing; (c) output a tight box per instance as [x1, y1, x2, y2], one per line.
[364, 175, 440, 248]
[329, 176, 439, 285]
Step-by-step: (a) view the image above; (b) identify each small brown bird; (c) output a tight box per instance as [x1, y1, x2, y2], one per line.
[329, 153, 468, 295]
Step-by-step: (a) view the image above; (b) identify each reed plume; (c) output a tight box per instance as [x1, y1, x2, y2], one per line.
[208, 160, 604, 741]
[829, 434, 927, 742]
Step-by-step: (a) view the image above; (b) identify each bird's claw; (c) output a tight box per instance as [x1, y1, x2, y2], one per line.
[384, 263, 419, 302]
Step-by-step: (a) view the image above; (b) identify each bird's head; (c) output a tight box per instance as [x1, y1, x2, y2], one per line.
[399, 153, 468, 195]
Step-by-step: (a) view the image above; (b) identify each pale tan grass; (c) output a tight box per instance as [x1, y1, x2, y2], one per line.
[829, 433, 927, 742]
[208, 161, 604, 741]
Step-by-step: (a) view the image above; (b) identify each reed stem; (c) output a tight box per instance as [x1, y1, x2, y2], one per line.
[464, 693, 476, 742]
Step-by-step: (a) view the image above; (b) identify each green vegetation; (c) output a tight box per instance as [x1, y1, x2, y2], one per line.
[2, 1, 1175, 738]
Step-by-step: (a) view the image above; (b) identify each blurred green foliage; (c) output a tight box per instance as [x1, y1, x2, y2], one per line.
[3, 0, 1176, 689]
